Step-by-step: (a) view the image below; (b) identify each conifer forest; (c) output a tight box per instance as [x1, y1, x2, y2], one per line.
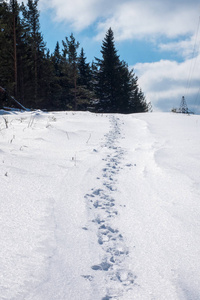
[0, 0, 151, 113]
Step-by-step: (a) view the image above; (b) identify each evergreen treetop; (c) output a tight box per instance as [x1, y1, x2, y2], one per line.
[94, 27, 150, 113]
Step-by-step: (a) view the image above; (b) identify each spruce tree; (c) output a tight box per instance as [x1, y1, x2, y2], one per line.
[78, 48, 92, 88]
[10, 0, 18, 97]
[0, 0, 21, 99]
[94, 28, 150, 113]
[0, 1, 12, 96]
[21, 0, 46, 107]
[50, 42, 63, 107]
[49, 41, 70, 110]
[53, 42, 62, 77]
[94, 28, 123, 112]
[76, 48, 96, 110]
[62, 33, 80, 110]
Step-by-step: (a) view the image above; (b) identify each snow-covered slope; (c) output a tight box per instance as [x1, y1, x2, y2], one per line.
[0, 111, 200, 300]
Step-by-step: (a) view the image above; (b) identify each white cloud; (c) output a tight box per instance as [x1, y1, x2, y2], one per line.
[47, 0, 99, 30]
[159, 38, 195, 60]
[36, 0, 199, 39]
[97, 1, 199, 42]
[134, 55, 200, 113]
[159, 24, 200, 60]
[38, 0, 109, 30]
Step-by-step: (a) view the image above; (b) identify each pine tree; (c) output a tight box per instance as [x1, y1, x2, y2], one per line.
[76, 48, 96, 110]
[0, 0, 52, 109]
[0, 0, 21, 99]
[62, 33, 80, 110]
[50, 42, 63, 107]
[0, 1, 12, 96]
[78, 48, 92, 88]
[21, 0, 46, 107]
[94, 28, 123, 112]
[49, 41, 71, 110]
[36, 49, 54, 109]
[94, 28, 150, 113]
[52, 42, 62, 77]
[10, 0, 18, 97]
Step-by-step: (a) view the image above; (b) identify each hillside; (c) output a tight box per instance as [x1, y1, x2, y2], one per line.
[0, 111, 200, 300]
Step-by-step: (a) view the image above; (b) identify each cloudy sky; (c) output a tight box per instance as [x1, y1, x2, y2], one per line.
[24, 0, 200, 113]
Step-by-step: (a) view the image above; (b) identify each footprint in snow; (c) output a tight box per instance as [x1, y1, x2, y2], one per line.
[91, 261, 112, 271]
[92, 188, 103, 196]
[86, 116, 136, 298]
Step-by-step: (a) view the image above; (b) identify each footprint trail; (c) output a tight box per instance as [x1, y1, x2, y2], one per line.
[83, 115, 136, 299]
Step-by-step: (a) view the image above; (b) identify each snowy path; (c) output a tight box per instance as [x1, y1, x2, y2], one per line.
[0, 111, 200, 300]
[84, 115, 136, 299]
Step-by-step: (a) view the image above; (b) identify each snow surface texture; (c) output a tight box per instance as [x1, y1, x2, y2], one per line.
[0, 111, 200, 300]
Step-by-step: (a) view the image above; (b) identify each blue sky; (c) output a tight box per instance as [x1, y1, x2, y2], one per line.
[22, 0, 200, 113]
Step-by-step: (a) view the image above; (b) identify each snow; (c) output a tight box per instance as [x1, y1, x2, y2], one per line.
[0, 110, 200, 300]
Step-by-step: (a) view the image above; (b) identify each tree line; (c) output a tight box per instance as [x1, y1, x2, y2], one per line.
[0, 0, 151, 113]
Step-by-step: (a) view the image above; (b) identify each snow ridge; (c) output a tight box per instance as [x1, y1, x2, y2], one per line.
[84, 116, 136, 299]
